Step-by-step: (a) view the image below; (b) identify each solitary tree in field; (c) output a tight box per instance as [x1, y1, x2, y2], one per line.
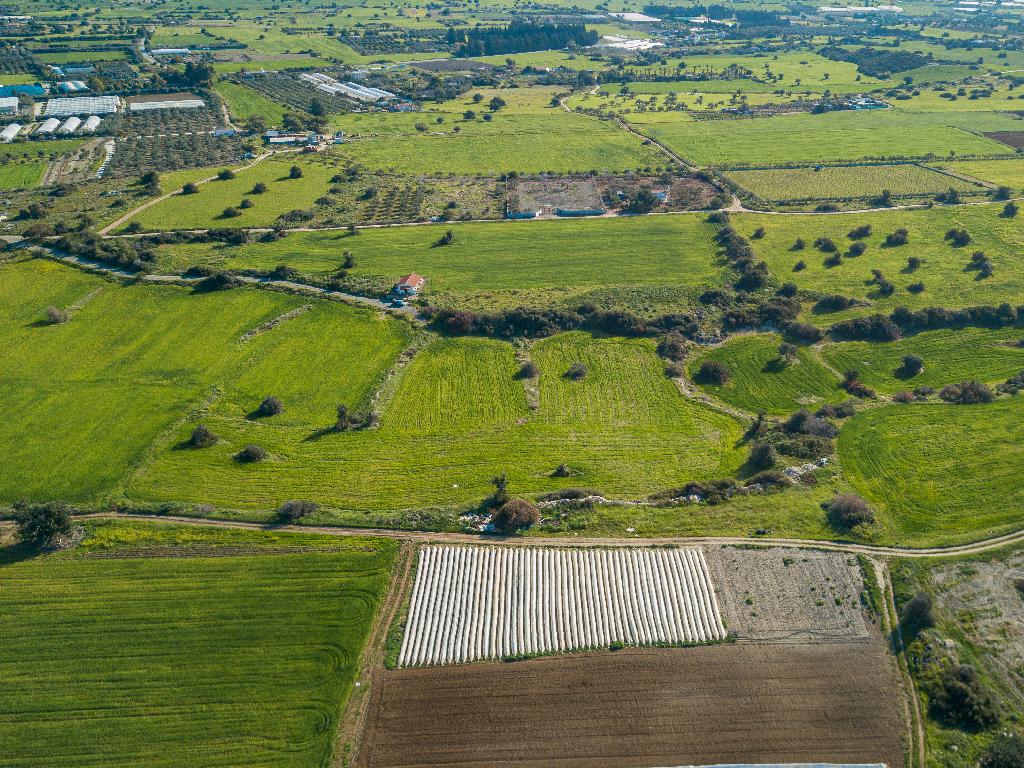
[276, 500, 318, 522]
[289, 165, 303, 179]
[13, 502, 73, 548]
[777, 342, 799, 366]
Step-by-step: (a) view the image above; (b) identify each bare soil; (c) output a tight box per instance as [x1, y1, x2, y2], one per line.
[706, 545, 871, 642]
[356, 641, 904, 768]
[982, 131, 1024, 149]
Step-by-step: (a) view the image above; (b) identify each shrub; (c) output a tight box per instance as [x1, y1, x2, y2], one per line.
[222, 206, 242, 218]
[491, 498, 540, 533]
[195, 271, 243, 292]
[188, 424, 218, 448]
[884, 228, 909, 247]
[551, 463, 571, 478]
[823, 252, 842, 268]
[825, 493, 875, 529]
[939, 380, 994, 404]
[239, 198, 254, 209]
[906, 256, 921, 271]
[751, 226, 766, 239]
[182, 182, 199, 194]
[777, 282, 798, 298]
[907, 281, 925, 294]
[434, 229, 454, 247]
[565, 361, 588, 380]
[902, 354, 924, 376]
[928, 664, 999, 730]
[235, 444, 268, 463]
[518, 360, 539, 379]
[993, 186, 1012, 201]
[814, 236, 837, 253]
[783, 321, 823, 343]
[900, 590, 935, 634]
[697, 360, 729, 385]
[252, 182, 267, 194]
[791, 238, 806, 250]
[276, 500, 318, 522]
[815, 294, 856, 312]
[847, 241, 867, 257]
[892, 390, 915, 403]
[793, 260, 806, 272]
[980, 735, 1024, 768]
[997, 370, 1024, 395]
[944, 227, 971, 247]
[289, 165, 303, 179]
[217, 168, 235, 181]
[13, 501, 74, 548]
[848, 224, 872, 239]
[45, 305, 68, 324]
[256, 396, 284, 417]
[489, 473, 510, 508]
[1002, 201, 1018, 218]
[749, 442, 777, 469]
[656, 332, 688, 362]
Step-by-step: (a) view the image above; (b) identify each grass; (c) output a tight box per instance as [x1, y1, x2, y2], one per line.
[0, 519, 397, 768]
[627, 109, 1018, 168]
[0, 258, 411, 504]
[690, 333, 844, 415]
[724, 164, 986, 203]
[934, 159, 1024, 190]
[838, 399, 1024, 546]
[0, 161, 46, 189]
[151, 215, 728, 313]
[131, 332, 748, 515]
[213, 80, 288, 125]
[735, 204, 1024, 324]
[823, 328, 1024, 394]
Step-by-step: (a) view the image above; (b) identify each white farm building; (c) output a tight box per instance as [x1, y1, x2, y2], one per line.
[80, 115, 101, 133]
[0, 122, 21, 142]
[58, 116, 81, 134]
[35, 117, 60, 135]
[0, 96, 19, 115]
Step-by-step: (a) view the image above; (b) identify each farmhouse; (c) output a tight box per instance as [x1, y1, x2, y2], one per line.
[393, 273, 425, 296]
[0, 96, 19, 115]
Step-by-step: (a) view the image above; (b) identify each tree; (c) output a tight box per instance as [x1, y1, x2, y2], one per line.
[566, 361, 588, 380]
[826, 493, 874, 529]
[777, 342, 799, 365]
[491, 498, 539, 533]
[519, 360, 539, 379]
[277, 500, 318, 522]
[252, 182, 267, 194]
[45, 305, 67, 324]
[623, 186, 659, 214]
[222, 206, 241, 218]
[993, 185, 1012, 201]
[182, 182, 199, 195]
[980, 735, 1024, 768]
[697, 360, 729, 385]
[462, 109, 476, 120]
[217, 168, 235, 181]
[656, 332, 688, 362]
[13, 502, 73, 548]
[472, 92, 483, 103]
[900, 590, 935, 634]
[309, 98, 325, 117]
[488, 95, 506, 111]
[256, 396, 284, 417]
[929, 664, 999, 729]
[434, 229, 454, 247]
[235, 444, 268, 462]
[749, 442, 777, 469]
[902, 354, 924, 376]
[489, 473, 510, 507]
[1004, 201, 1019, 218]
[188, 424, 218, 448]
[289, 165, 303, 179]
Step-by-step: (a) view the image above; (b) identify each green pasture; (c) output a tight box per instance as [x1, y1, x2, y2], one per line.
[823, 328, 1024, 394]
[690, 333, 844, 415]
[627, 109, 1018, 167]
[736, 205, 1024, 323]
[839, 399, 1024, 545]
[935, 159, 1024, 190]
[0, 519, 396, 768]
[0, 161, 46, 189]
[153, 215, 727, 312]
[725, 164, 985, 202]
[131, 332, 748, 514]
[213, 80, 288, 124]
[0, 258, 409, 504]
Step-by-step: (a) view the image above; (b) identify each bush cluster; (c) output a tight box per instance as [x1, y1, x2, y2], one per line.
[939, 380, 995, 404]
[825, 493, 875, 529]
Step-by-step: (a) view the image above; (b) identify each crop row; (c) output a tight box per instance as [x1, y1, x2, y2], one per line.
[398, 545, 725, 667]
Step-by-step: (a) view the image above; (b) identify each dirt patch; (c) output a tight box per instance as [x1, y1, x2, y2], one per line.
[356, 641, 904, 768]
[510, 176, 604, 215]
[930, 551, 1024, 706]
[983, 131, 1024, 149]
[706, 545, 871, 641]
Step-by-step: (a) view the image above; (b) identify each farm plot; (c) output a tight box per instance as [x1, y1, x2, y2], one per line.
[511, 175, 604, 215]
[0, 520, 397, 768]
[935, 159, 1024, 190]
[358, 642, 905, 768]
[725, 164, 985, 203]
[107, 134, 246, 178]
[398, 546, 725, 667]
[704, 546, 870, 641]
[107, 106, 223, 138]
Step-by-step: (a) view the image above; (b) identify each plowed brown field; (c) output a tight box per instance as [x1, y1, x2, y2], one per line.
[357, 642, 904, 768]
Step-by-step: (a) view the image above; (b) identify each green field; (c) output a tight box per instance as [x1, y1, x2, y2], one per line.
[0, 161, 46, 189]
[690, 333, 844, 415]
[935, 159, 1024, 190]
[628, 110, 1017, 167]
[0, 519, 396, 767]
[213, 80, 289, 124]
[151, 215, 728, 312]
[736, 205, 1024, 323]
[839, 399, 1024, 544]
[0, 258, 410, 504]
[824, 328, 1024, 394]
[132, 332, 748, 515]
[725, 164, 986, 202]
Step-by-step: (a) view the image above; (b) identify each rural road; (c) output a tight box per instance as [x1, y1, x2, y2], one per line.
[78, 511, 1024, 559]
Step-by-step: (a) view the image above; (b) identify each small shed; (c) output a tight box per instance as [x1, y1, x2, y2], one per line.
[394, 273, 425, 296]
